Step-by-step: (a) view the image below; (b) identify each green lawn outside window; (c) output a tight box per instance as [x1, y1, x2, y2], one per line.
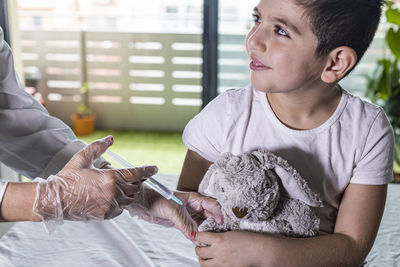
[79, 130, 187, 174]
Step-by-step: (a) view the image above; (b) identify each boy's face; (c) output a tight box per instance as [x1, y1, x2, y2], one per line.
[246, 0, 326, 94]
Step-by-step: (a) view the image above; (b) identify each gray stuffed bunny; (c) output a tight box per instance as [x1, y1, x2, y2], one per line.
[198, 149, 323, 237]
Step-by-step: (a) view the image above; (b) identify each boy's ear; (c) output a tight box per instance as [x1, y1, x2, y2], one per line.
[321, 46, 357, 83]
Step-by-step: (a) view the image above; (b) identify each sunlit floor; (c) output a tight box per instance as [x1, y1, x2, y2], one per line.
[78, 129, 187, 174]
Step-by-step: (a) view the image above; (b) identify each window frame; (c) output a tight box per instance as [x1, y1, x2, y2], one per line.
[202, 0, 219, 108]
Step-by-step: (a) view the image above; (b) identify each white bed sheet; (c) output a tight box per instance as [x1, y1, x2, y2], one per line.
[0, 175, 398, 267]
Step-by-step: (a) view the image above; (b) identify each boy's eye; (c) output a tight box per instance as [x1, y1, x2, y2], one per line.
[274, 25, 289, 37]
[252, 13, 261, 24]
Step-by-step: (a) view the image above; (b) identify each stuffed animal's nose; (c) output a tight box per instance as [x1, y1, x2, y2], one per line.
[232, 207, 248, 218]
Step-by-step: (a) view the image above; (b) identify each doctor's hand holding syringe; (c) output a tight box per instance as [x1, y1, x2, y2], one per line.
[1, 136, 155, 230]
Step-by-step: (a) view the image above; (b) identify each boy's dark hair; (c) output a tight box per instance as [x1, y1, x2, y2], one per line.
[296, 0, 385, 64]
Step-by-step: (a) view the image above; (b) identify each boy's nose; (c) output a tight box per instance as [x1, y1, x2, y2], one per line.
[246, 27, 267, 53]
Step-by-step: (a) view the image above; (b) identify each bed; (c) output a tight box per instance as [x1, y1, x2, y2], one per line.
[0, 174, 398, 267]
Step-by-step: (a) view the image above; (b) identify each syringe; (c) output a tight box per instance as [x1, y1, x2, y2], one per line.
[105, 150, 183, 205]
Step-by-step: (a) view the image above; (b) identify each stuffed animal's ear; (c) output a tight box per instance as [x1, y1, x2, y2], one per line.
[199, 167, 220, 197]
[274, 165, 322, 207]
[198, 152, 230, 195]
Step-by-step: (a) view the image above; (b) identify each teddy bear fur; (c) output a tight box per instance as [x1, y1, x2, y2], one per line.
[198, 149, 323, 237]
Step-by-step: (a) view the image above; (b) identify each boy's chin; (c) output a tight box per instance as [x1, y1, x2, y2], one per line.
[251, 81, 273, 94]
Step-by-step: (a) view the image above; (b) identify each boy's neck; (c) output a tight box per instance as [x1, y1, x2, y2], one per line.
[266, 84, 342, 131]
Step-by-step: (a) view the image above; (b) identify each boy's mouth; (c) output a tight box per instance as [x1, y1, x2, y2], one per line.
[249, 57, 271, 71]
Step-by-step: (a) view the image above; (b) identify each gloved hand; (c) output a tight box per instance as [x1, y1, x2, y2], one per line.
[32, 135, 158, 232]
[125, 186, 223, 239]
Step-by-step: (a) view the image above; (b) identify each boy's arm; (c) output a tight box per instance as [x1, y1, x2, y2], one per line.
[195, 183, 387, 267]
[177, 150, 213, 192]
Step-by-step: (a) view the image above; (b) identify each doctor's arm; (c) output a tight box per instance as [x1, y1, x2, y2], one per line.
[0, 181, 40, 221]
[0, 137, 158, 227]
[194, 183, 387, 267]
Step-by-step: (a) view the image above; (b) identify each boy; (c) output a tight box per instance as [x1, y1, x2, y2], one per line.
[177, 0, 394, 266]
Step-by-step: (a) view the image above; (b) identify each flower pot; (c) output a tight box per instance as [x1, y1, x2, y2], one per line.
[71, 113, 96, 136]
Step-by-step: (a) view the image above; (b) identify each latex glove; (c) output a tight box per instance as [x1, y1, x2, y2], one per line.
[33, 136, 158, 232]
[125, 188, 223, 239]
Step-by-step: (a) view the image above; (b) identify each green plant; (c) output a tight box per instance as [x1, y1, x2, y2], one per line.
[366, 1, 400, 173]
[76, 81, 92, 117]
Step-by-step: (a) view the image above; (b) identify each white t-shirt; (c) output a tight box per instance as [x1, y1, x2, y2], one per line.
[183, 84, 394, 234]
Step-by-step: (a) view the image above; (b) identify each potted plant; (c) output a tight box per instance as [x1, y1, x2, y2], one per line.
[366, 0, 400, 181]
[71, 81, 96, 136]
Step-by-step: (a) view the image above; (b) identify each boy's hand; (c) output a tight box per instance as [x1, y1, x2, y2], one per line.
[182, 191, 223, 227]
[195, 231, 262, 267]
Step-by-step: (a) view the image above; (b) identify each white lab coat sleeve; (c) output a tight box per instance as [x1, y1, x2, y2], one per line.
[0, 27, 108, 180]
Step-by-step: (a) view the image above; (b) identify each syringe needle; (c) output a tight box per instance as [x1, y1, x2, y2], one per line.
[171, 195, 183, 205]
[105, 150, 183, 205]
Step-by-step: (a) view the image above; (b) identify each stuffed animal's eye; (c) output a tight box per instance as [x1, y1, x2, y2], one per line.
[232, 207, 248, 218]
[221, 187, 225, 192]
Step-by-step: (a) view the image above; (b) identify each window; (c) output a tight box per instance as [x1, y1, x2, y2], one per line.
[218, 0, 258, 93]
[17, 0, 205, 130]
